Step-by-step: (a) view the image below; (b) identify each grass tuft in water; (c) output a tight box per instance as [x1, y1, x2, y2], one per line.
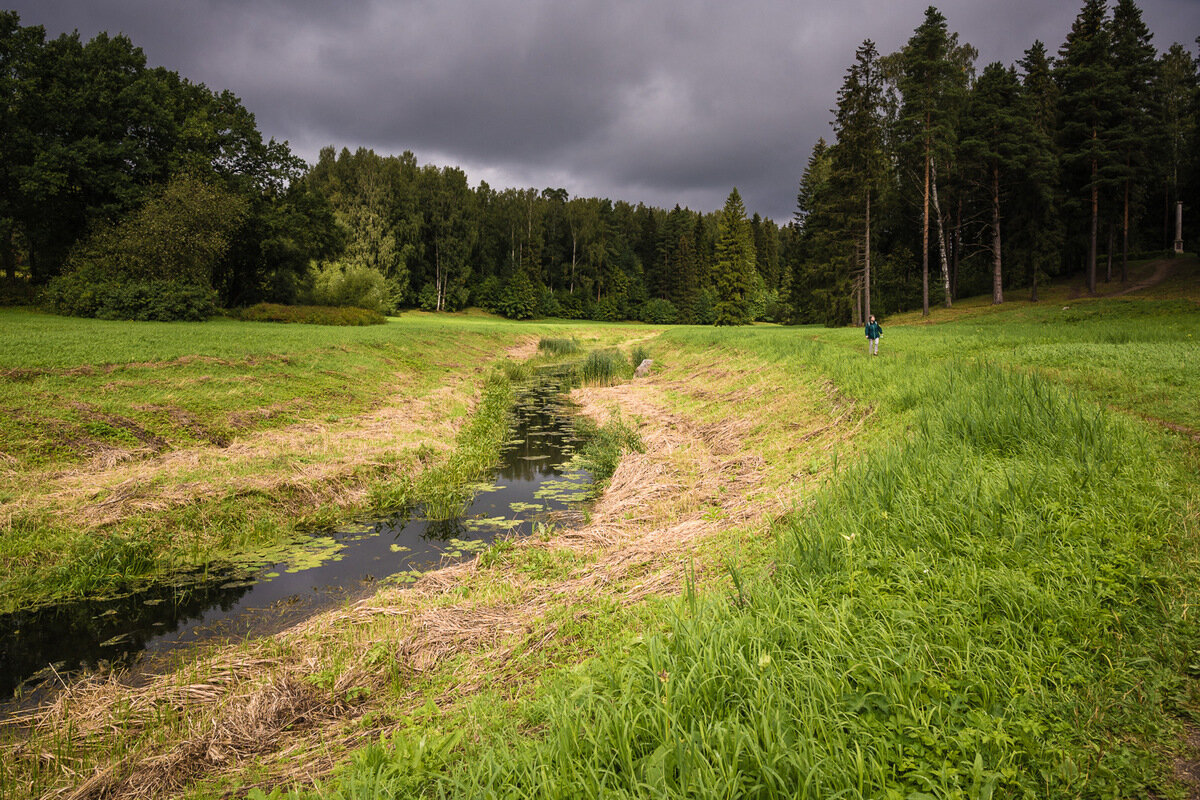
[537, 337, 580, 356]
[575, 349, 632, 386]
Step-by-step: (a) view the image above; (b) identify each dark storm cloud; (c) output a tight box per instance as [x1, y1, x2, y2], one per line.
[9, 0, 1199, 221]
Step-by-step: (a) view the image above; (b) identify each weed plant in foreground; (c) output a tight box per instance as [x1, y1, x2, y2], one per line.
[310, 339, 1199, 798]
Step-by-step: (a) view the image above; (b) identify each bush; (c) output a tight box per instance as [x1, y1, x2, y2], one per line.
[0, 277, 36, 306]
[43, 172, 246, 322]
[495, 271, 539, 319]
[44, 267, 218, 321]
[308, 259, 392, 313]
[638, 298, 679, 324]
[236, 303, 386, 325]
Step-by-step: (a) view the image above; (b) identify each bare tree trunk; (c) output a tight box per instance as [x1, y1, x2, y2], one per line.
[1088, 153, 1098, 295]
[1106, 224, 1114, 284]
[0, 223, 13, 281]
[992, 165, 1003, 304]
[864, 189, 871, 320]
[952, 195, 962, 301]
[435, 241, 443, 311]
[570, 233, 577, 294]
[1121, 174, 1129, 283]
[931, 155, 952, 307]
[922, 134, 930, 316]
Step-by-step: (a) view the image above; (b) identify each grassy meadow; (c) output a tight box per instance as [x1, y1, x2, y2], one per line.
[3, 258, 1200, 799]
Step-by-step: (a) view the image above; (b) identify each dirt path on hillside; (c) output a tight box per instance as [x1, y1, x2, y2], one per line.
[1067, 258, 1175, 299]
[6, 355, 862, 800]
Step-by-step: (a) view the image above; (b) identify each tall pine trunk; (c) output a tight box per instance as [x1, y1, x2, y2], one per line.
[922, 134, 930, 316]
[931, 156, 952, 307]
[1121, 172, 1130, 283]
[1088, 151, 1098, 295]
[1106, 224, 1114, 284]
[864, 188, 871, 319]
[570, 232, 577, 294]
[991, 164, 1003, 304]
[0, 224, 13, 281]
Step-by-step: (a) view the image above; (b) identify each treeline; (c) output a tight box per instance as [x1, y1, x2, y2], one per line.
[3, 2, 1197, 324]
[297, 148, 779, 323]
[792, 0, 1200, 324]
[0, 11, 341, 317]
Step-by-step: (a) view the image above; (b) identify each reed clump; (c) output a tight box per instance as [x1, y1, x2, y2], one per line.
[537, 337, 580, 356]
[575, 349, 632, 387]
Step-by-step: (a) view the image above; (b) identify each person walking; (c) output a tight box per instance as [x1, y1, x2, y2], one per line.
[865, 315, 881, 356]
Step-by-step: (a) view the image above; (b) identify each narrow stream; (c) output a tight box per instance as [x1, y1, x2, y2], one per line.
[0, 368, 590, 700]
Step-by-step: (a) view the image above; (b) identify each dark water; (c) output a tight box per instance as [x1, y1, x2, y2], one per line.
[0, 369, 589, 700]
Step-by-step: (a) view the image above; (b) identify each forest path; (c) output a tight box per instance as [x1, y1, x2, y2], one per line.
[1067, 257, 1175, 299]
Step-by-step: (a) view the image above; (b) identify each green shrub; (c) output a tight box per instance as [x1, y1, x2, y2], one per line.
[639, 298, 679, 324]
[236, 303, 386, 325]
[308, 259, 395, 313]
[0, 277, 36, 306]
[43, 268, 218, 321]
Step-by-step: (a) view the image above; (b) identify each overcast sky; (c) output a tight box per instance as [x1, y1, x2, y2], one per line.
[8, 0, 1199, 221]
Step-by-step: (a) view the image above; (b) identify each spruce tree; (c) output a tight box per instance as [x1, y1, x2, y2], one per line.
[1057, 0, 1118, 295]
[895, 6, 975, 313]
[788, 139, 835, 323]
[830, 40, 888, 318]
[1108, 0, 1157, 281]
[1014, 41, 1063, 303]
[713, 188, 757, 326]
[960, 62, 1024, 304]
[1153, 43, 1198, 250]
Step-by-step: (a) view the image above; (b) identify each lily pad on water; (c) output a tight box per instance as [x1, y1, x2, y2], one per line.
[509, 502, 544, 513]
[220, 580, 257, 590]
[389, 544, 410, 553]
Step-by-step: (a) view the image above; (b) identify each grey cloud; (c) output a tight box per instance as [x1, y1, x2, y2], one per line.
[9, 0, 1200, 222]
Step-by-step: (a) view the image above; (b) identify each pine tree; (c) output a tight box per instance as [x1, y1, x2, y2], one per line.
[1013, 41, 1063, 303]
[713, 188, 757, 326]
[1108, 0, 1157, 281]
[787, 139, 835, 323]
[830, 40, 888, 318]
[1151, 43, 1196, 251]
[960, 62, 1024, 304]
[895, 6, 975, 313]
[1057, 0, 1119, 295]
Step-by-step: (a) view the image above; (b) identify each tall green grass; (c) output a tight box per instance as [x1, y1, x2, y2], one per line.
[311, 335, 1198, 797]
[576, 349, 632, 386]
[415, 371, 514, 520]
[538, 337, 581, 356]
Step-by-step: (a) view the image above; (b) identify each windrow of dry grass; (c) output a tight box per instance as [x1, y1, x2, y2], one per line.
[0, 338, 862, 800]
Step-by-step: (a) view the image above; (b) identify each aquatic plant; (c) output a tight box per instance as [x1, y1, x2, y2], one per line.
[537, 337, 580, 356]
[576, 348, 632, 386]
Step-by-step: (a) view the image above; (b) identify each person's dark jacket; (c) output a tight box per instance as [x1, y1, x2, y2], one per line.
[865, 320, 882, 339]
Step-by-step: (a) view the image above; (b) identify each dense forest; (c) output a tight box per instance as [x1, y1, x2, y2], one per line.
[1, 1, 1197, 324]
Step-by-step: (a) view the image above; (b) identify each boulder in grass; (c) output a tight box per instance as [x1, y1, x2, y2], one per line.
[635, 359, 653, 377]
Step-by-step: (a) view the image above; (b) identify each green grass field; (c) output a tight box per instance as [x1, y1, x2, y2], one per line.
[3, 261, 1200, 799]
